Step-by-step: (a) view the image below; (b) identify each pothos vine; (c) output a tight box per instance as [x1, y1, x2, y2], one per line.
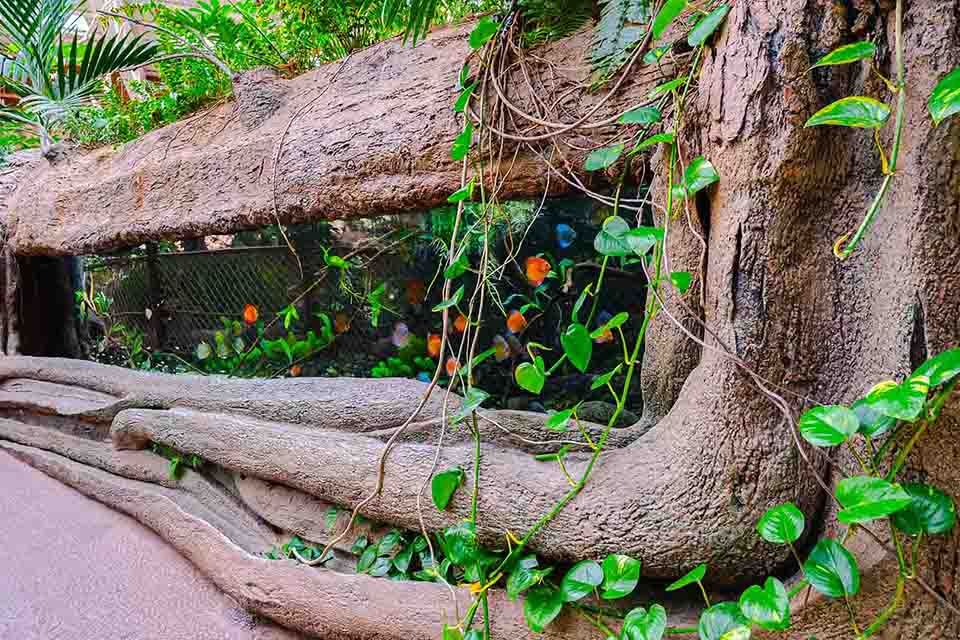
[293, 2, 960, 639]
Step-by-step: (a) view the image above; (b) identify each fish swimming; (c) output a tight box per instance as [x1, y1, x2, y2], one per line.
[243, 304, 258, 325]
[525, 256, 551, 287]
[454, 313, 468, 333]
[406, 279, 426, 305]
[427, 333, 442, 358]
[555, 223, 577, 249]
[417, 371, 432, 383]
[506, 310, 528, 334]
[593, 311, 614, 344]
[445, 357, 459, 377]
[391, 322, 412, 348]
[334, 312, 351, 334]
[493, 335, 510, 362]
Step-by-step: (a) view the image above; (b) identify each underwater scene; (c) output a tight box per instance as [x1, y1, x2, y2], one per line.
[81, 196, 655, 420]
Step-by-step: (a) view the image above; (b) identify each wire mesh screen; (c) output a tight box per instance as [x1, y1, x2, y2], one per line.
[85, 245, 326, 353]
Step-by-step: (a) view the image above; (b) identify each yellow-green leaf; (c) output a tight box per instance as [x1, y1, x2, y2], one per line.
[805, 96, 891, 129]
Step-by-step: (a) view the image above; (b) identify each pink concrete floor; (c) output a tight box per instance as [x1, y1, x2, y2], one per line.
[0, 450, 301, 640]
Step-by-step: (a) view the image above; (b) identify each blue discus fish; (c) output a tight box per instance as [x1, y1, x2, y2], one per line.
[555, 223, 577, 249]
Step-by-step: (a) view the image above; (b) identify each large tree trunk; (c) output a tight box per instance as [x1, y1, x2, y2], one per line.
[0, 1, 958, 638]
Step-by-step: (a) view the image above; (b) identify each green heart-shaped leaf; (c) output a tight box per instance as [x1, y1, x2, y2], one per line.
[671, 271, 693, 294]
[591, 364, 623, 391]
[515, 362, 546, 394]
[507, 555, 551, 599]
[562, 323, 593, 373]
[545, 407, 575, 432]
[453, 82, 477, 114]
[862, 376, 930, 422]
[836, 476, 912, 525]
[665, 562, 706, 591]
[440, 521, 479, 566]
[619, 106, 663, 125]
[688, 4, 730, 47]
[803, 538, 860, 598]
[929, 66, 960, 125]
[756, 502, 805, 545]
[622, 604, 668, 640]
[681, 156, 720, 196]
[811, 41, 877, 68]
[468, 16, 498, 49]
[911, 348, 960, 387]
[698, 602, 751, 640]
[560, 560, 603, 602]
[625, 226, 664, 255]
[851, 397, 897, 438]
[585, 143, 625, 171]
[798, 405, 859, 446]
[652, 0, 686, 40]
[891, 482, 957, 536]
[649, 76, 688, 99]
[594, 215, 633, 256]
[447, 178, 475, 203]
[523, 586, 564, 632]
[431, 468, 465, 511]
[451, 122, 474, 161]
[739, 577, 790, 631]
[643, 45, 671, 64]
[805, 96, 891, 128]
[600, 553, 641, 599]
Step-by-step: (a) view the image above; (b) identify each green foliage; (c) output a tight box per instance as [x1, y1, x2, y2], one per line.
[805, 96, 892, 129]
[929, 66, 960, 124]
[600, 553, 641, 599]
[891, 483, 957, 536]
[687, 4, 729, 47]
[559, 560, 603, 602]
[591, 0, 652, 78]
[697, 602, 750, 640]
[798, 404, 859, 446]
[664, 562, 706, 592]
[756, 502, 805, 545]
[622, 605, 667, 640]
[585, 143, 625, 171]
[150, 442, 203, 480]
[739, 577, 790, 631]
[811, 41, 877, 68]
[835, 476, 912, 525]
[431, 468, 465, 510]
[0, 0, 158, 151]
[651, 0, 685, 41]
[803, 538, 860, 598]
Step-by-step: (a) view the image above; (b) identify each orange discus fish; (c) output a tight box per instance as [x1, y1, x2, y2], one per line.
[445, 357, 459, 377]
[242, 304, 258, 325]
[506, 310, 527, 334]
[454, 313, 468, 333]
[289, 365, 302, 377]
[427, 333, 443, 358]
[525, 256, 551, 287]
[334, 312, 351, 334]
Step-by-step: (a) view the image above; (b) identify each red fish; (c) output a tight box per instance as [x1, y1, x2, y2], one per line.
[427, 333, 442, 358]
[454, 313, 468, 333]
[507, 310, 527, 334]
[445, 357, 459, 377]
[525, 256, 551, 287]
[406, 279, 426, 305]
[243, 304, 258, 325]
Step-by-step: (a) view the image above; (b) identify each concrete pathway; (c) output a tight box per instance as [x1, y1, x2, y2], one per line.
[0, 450, 301, 640]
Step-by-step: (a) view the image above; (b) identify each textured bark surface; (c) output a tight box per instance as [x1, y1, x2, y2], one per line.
[0, 25, 662, 257]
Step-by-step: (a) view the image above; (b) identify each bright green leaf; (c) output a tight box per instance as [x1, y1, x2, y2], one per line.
[643, 45, 671, 64]
[626, 226, 663, 255]
[803, 538, 860, 598]
[585, 143, 625, 171]
[453, 82, 477, 113]
[572, 284, 592, 322]
[507, 555, 549, 599]
[911, 348, 960, 387]
[852, 397, 897, 438]
[739, 577, 790, 631]
[442, 624, 463, 640]
[620, 106, 662, 125]
[649, 76, 688, 99]
[862, 376, 930, 422]
[357, 545, 377, 573]
[798, 405, 860, 446]
[447, 178, 475, 203]
[600, 553, 641, 599]
[560, 560, 603, 602]
[665, 563, 706, 591]
[433, 285, 465, 312]
[891, 482, 957, 536]
[681, 156, 720, 196]
[545, 407, 575, 432]
[928, 66, 960, 125]
[440, 521, 478, 566]
[594, 215, 632, 256]
[632, 131, 676, 153]
[811, 41, 877, 68]
[622, 604, 668, 640]
[652, 0, 687, 40]
[451, 122, 474, 161]
[523, 586, 564, 632]
[591, 364, 622, 391]
[805, 96, 891, 129]
[516, 362, 546, 394]
[688, 4, 730, 47]
[836, 476, 912, 525]
[454, 387, 489, 423]
[562, 323, 593, 373]
[431, 468, 465, 511]
[698, 602, 751, 640]
[756, 502, 805, 545]
[671, 271, 693, 294]
[469, 17, 498, 50]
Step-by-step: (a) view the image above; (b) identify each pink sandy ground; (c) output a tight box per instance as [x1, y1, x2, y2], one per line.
[0, 450, 303, 640]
